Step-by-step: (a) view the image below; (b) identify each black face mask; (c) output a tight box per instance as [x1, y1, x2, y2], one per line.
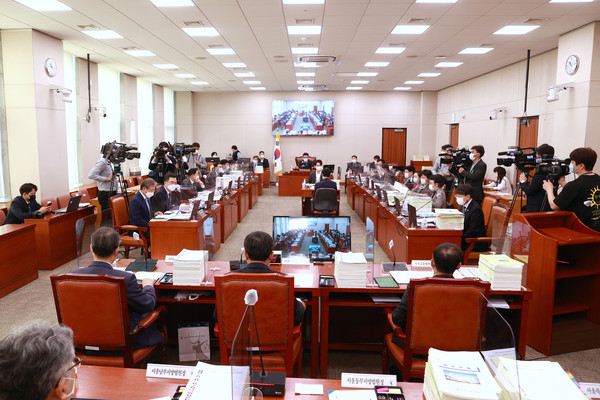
[29, 194, 36, 202]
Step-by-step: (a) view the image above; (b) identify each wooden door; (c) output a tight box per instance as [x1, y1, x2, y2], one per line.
[450, 124, 459, 148]
[382, 128, 406, 165]
[519, 117, 539, 150]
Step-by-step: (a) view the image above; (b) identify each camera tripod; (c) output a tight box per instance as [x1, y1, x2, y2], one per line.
[109, 162, 131, 213]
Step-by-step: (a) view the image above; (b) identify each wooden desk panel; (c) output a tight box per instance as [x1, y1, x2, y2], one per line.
[0, 224, 38, 298]
[24, 206, 94, 270]
[219, 195, 238, 243]
[263, 168, 270, 188]
[249, 178, 259, 209]
[237, 184, 250, 222]
[278, 170, 311, 196]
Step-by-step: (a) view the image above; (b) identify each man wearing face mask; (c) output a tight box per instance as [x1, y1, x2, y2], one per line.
[298, 152, 314, 170]
[519, 144, 554, 212]
[257, 150, 270, 169]
[151, 173, 181, 214]
[403, 165, 417, 190]
[188, 142, 207, 170]
[346, 155, 362, 174]
[308, 160, 324, 184]
[3, 182, 51, 225]
[370, 155, 381, 171]
[70, 227, 163, 349]
[542, 147, 600, 232]
[149, 141, 177, 184]
[181, 168, 205, 199]
[129, 178, 157, 239]
[458, 145, 487, 205]
[455, 184, 488, 251]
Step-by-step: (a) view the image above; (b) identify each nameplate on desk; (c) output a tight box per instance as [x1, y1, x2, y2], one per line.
[341, 372, 397, 388]
[146, 363, 196, 379]
[411, 260, 431, 268]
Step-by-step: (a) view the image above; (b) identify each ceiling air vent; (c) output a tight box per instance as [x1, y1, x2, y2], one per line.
[298, 55, 336, 65]
[408, 18, 430, 24]
[524, 18, 545, 24]
[295, 18, 315, 24]
[299, 85, 328, 92]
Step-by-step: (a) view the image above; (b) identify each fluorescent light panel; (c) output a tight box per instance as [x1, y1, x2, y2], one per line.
[81, 30, 123, 39]
[124, 49, 155, 57]
[418, 73, 441, 77]
[223, 62, 246, 68]
[207, 48, 236, 55]
[297, 80, 315, 84]
[154, 64, 179, 69]
[394, 87, 412, 91]
[174, 73, 195, 78]
[494, 25, 539, 35]
[365, 62, 389, 67]
[243, 81, 261, 84]
[392, 25, 429, 34]
[295, 72, 315, 77]
[357, 72, 378, 77]
[375, 47, 406, 54]
[191, 81, 209, 85]
[183, 27, 219, 37]
[288, 26, 321, 35]
[250, 87, 266, 91]
[291, 47, 318, 54]
[235, 72, 255, 77]
[15, 0, 71, 11]
[346, 87, 362, 90]
[435, 62, 462, 68]
[149, 0, 194, 6]
[459, 47, 494, 54]
[351, 80, 369, 84]
[550, 0, 593, 2]
[404, 80, 424, 84]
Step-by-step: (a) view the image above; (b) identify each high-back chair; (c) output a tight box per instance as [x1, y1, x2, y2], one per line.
[481, 196, 497, 227]
[383, 278, 490, 381]
[214, 273, 303, 377]
[0, 209, 5, 225]
[108, 195, 149, 258]
[50, 273, 167, 368]
[72, 189, 91, 204]
[463, 204, 509, 264]
[57, 194, 72, 208]
[294, 156, 317, 168]
[312, 188, 339, 215]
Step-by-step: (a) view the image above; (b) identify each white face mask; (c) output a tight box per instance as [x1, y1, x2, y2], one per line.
[469, 153, 476, 161]
[316, 166, 323, 172]
[420, 178, 427, 185]
[456, 196, 465, 205]
[253, 159, 258, 164]
[260, 155, 264, 159]
[303, 158, 308, 162]
[194, 149, 199, 155]
[352, 159, 357, 163]
[404, 172, 409, 178]
[145, 191, 154, 199]
[167, 184, 178, 192]
[429, 184, 434, 191]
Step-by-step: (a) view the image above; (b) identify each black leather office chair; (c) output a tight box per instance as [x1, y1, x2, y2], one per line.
[312, 188, 338, 215]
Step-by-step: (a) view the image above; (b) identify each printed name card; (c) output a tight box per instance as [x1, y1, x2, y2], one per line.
[341, 372, 397, 388]
[146, 363, 196, 379]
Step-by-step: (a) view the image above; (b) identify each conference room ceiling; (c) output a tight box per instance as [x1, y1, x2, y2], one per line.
[0, 0, 599, 93]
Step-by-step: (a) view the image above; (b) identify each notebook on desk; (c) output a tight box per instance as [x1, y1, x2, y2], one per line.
[126, 259, 158, 272]
[55, 195, 82, 213]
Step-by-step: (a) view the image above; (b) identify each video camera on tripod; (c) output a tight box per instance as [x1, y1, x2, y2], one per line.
[101, 141, 140, 174]
[172, 142, 195, 159]
[496, 146, 537, 171]
[439, 147, 473, 176]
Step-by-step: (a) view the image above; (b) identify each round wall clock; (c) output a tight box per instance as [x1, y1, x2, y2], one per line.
[45, 57, 57, 77]
[565, 54, 579, 75]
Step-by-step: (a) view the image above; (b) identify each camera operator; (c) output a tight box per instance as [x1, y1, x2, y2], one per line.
[88, 153, 118, 211]
[543, 147, 600, 232]
[149, 141, 177, 184]
[519, 144, 554, 212]
[458, 145, 487, 205]
[188, 142, 207, 170]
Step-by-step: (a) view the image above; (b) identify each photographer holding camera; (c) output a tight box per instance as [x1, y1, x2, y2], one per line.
[543, 147, 600, 232]
[519, 143, 554, 213]
[149, 141, 177, 184]
[458, 145, 487, 205]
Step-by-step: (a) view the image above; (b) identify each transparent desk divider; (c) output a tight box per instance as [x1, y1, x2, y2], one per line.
[481, 294, 521, 400]
[230, 305, 263, 400]
[365, 216, 376, 287]
[75, 209, 113, 268]
[489, 213, 513, 257]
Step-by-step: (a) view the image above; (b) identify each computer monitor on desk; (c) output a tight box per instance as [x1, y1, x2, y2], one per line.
[206, 157, 220, 163]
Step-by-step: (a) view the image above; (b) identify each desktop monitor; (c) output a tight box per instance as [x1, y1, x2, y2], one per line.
[394, 197, 402, 216]
[238, 157, 250, 163]
[376, 186, 382, 200]
[272, 216, 351, 262]
[206, 157, 220, 163]
[323, 164, 335, 173]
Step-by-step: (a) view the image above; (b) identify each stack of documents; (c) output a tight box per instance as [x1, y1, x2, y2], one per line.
[435, 209, 464, 229]
[334, 252, 367, 288]
[478, 254, 523, 291]
[406, 195, 432, 212]
[173, 249, 207, 285]
[424, 349, 501, 400]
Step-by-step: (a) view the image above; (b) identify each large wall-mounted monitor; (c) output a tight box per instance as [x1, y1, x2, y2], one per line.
[272, 100, 334, 136]
[273, 216, 350, 262]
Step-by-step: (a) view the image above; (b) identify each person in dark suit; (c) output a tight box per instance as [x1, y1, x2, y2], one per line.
[519, 143, 554, 213]
[129, 178, 156, 239]
[455, 184, 488, 252]
[458, 145, 487, 204]
[151, 173, 181, 214]
[257, 150, 270, 169]
[3, 183, 51, 225]
[315, 168, 338, 191]
[298, 152, 313, 170]
[148, 142, 177, 184]
[180, 168, 204, 200]
[70, 227, 163, 349]
[308, 160, 324, 184]
[231, 145, 241, 161]
[375, 163, 396, 186]
[346, 155, 362, 174]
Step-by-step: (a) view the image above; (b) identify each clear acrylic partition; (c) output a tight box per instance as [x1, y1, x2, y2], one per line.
[508, 217, 531, 287]
[489, 213, 513, 257]
[481, 294, 522, 400]
[75, 209, 113, 268]
[230, 304, 263, 400]
[365, 216, 376, 286]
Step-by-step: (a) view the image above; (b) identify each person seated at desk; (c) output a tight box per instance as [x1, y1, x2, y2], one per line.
[346, 155, 362, 174]
[403, 165, 417, 189]
[151, 173, 181, 214]
[298, 152, 313, 170]
[130, 178, 157, 239]
[217, 159, 231, 174]
[392, 242, 462, 333]
[455, 184, 488, 252]
[210, 151, 218, 157]
[205, 167, 217, 190]
[71, 227, 163, 349]
[3, 182, 51, 225]
[308, 160, 324, 183]
[373, 163, 396, 186]
[369, 155, 381, 171]
[411, 170, 433, 196]
[0, 321, 78, 400]
[315, 168, 338, 191]
[429, 174, 447, 209]
[257, 150, 270, 169]
[484, 166, 513, 195]
[371, 159, 384, 180]
[236, 231, 305, 325]
[181, 168, 205, 199]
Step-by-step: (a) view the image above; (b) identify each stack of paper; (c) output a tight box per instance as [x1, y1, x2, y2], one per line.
[173, 249, 207, 285]
[435, 208, 464, 229]
[424, 348, 501, 400]
[406, 195, 432, 212]
[478, 254, 523, 291]
[334, 252, 367, 288]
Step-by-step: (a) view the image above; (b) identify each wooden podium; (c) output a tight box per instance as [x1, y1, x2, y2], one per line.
[511, 211, 600, 355]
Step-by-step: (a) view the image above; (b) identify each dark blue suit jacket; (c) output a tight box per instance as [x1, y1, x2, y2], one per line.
[3, 196, 41, 225]
[315, 178, 337, 191]
[70, 261, 162, 349]
[130, 191, 151, 229]
[461, 200, 488, 252]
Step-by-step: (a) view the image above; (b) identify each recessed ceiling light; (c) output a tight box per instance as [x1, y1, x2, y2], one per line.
[207, 48, 236, 55]
[243, 80, 261, 84]
[404, 80, 424, 84]
[297, 80, 315, 84]
[283, 0, 324, 4]
[296, 72, 316, 77]
[250, 87, 266, 91]
[357, 72, 378, 77]
[459, 47, 494, 54]
[365, 62, 390, 67]
[149, 0, 194, 6]
[124, 49, 155, 57]
[235, 72, 255, 77]
[435, 62, 462, 68]
[182, 27, 220, 37]
[191, 81, 209, 85]
[81, 30, 123, 39]
[14, 0, 71, 11]
[174, 73, 195, 78]
[223, 62, 247, 68]
[494, 25, 539, 35]
[294, 62, 319, 68]
[288, 26, 321, 35]
[550, 0, 593, 2]
[394, 87, 412, 91]
[346, 87, 363, 90]
[154, 64, 179, 69]
[416, 0, 457, 3]
[418, 73, 441, 77]
[375, 47, 406, 54]
[351, 80, 369, 84]
[291, 47, 319, 54]
[392, 25, 429, 34]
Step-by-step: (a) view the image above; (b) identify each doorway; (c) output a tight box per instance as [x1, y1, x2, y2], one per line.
[518, 116, 539, 150]
[382, 128, 406, 165]
[450, 124, 459, 148]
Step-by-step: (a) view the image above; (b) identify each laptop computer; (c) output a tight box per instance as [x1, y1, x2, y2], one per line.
[55, 195, 82, 213]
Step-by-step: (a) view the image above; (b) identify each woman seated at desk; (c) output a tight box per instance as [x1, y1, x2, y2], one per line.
[483, 166, 513, 195]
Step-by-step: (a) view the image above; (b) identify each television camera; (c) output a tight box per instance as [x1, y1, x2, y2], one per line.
[101, 141, 140, 174]
[439, 147, 473, 176]
[496, 146, 537, 171]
